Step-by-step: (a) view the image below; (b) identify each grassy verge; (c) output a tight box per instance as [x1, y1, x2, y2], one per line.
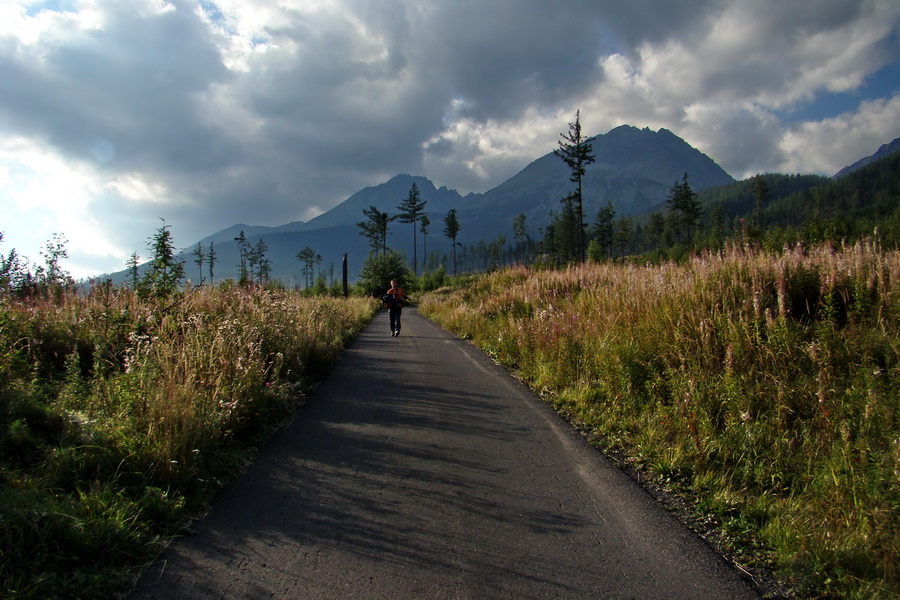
[419, 241, 899, 599]
[0, 284, 377, 599]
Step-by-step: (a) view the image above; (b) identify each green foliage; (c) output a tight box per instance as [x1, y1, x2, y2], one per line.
[666, 173, 702, 244]
[0, 284, 377, 598]
[357, 205, 391, 255]
[234, 230, 250, 284]
[420, 242, 900, 600]
[1, 232, 74, 299]
[295, 246, 320, 289]
[249, 238, 271, 284]
[418, 265, 447, 293]
[592, 201, 615, 259]
[138, 220, 184, 301]
[554, 110, 595, 262]
[443, 209, 461, 274]
[355, 250, 414, 297]
[563, 153, 898, 269]
[396, 183, 427, 275]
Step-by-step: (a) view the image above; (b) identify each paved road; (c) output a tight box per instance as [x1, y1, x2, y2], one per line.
[129, 308, 760, 599]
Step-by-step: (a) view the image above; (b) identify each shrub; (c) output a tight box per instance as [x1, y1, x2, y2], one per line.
[0, 283, 377, 598]
[420, 240, 900, 599]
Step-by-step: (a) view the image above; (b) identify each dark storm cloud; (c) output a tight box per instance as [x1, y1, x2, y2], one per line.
[1, 0, 898, 277]
[1, 1, 235, 174]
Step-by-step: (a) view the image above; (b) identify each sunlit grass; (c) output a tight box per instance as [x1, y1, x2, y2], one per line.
[420, 240, 900, 599]
[0, 284, 377, 598]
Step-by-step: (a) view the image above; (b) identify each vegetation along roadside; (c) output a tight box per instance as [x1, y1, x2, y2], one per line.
[0, 283, 377, 599]
[419, 240, 899, 600]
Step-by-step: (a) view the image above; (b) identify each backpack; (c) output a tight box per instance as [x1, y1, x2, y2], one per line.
[382, 293, 395, 307]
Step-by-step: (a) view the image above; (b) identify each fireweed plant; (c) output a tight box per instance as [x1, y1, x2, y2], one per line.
[420, 240, 899, 600]
[0, 284, 376, 598]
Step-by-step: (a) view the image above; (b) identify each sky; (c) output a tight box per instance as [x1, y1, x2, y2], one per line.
[1, 0, 899, 279]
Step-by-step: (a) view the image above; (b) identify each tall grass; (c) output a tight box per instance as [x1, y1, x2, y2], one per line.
[0, 284, 376, 598]
[420, 240, 899, 599]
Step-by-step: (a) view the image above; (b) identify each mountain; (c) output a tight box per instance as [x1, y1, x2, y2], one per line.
[455, 125, 734, 242]
[195, 223, 302, 247]
[108, 125, 744, 284]
[182, 175, 466, 285]
[834, 137, 900, 178]
[297, 175, 465, 231]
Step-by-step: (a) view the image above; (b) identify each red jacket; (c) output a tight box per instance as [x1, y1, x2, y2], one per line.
[385, 286, 406, 307]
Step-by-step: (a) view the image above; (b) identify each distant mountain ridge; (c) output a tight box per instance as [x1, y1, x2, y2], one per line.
[834, 137, 900, 178]
[108, 126, 896, 284]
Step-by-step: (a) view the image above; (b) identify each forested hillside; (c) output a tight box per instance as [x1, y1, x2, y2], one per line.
[563, 151, 900, 265]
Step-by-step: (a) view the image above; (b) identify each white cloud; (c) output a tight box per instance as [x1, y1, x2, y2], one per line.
[0, 138, 125, 278]
[781, 93, 900, 175]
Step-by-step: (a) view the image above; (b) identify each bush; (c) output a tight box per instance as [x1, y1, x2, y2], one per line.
[355, 250, 414, 297]
[0, 283, 377, 598]
[419, 241, 900, 600]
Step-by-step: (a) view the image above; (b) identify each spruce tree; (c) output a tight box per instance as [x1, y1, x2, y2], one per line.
[751, 173, 771, 229]
[419, 214, 430, 272]
[296, 246, 317, 289]
[666, 173, 702, 244]
[234, 230, 251, 285]
[396, 182, 427, 275]
[512, 213, 527, 262]
[593, 202, 616, 259]
[357, 205, 391, 256]
[140, 219, 184, 300]
[554, 110, 595, 262]
[256, 239, 271, 284]
[207, 241, 217, 284]
[126, 252, 141, 290]
[192, 242, 205, 284]
[443, 209, 461, 275]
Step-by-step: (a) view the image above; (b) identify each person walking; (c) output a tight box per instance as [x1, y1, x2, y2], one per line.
[384, 279, 407, 336]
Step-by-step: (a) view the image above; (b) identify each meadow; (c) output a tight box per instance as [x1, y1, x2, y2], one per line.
[419, 240, 899, 599]
[0, 284, 376, 598]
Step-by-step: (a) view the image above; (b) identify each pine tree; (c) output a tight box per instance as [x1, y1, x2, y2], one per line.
[234, 230, 251, 285]
[250, 238, 270, 284]
[296, 246, 317, 289]
[644, 212, 667, 250]
[126, 252, 141, 290]
[512, 213, 528, 262]
[443, 209, 461, 275]
[613, 216, 634, 258]
[207, 241, 217, 284]
[666, 173, 702, 244]
[396, 182, 427, 275]
[592, 202, 615, 259]
[192, 242, 205, 284]
[752, 173, 771, 229]
[357, 205, 391, 256]
[140, 219, 184, 300]
[419, 214, 430, 272]
[553, 200, 580, 264]
[554, 110, 595, 262]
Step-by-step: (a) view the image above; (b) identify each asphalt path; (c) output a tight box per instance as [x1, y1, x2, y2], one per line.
[129, 307, 760, 599]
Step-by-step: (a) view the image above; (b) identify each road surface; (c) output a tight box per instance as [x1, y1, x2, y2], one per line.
[129, 308, 760, 599]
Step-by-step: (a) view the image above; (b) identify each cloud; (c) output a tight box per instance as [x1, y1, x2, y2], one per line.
[0, 0, 898, 278]
[781, 93, 900, 175]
